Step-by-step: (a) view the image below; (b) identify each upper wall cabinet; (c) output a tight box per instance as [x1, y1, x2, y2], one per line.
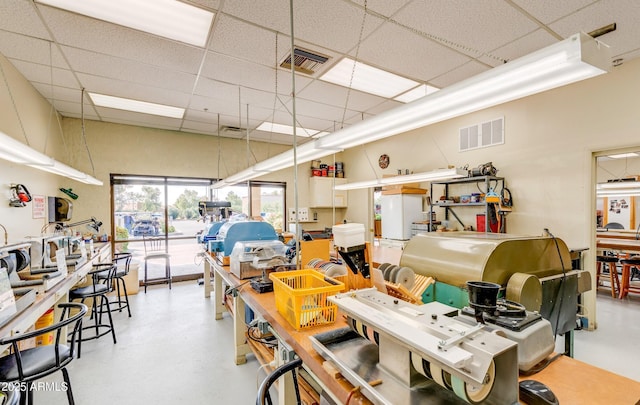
[309, 177, 347, 208]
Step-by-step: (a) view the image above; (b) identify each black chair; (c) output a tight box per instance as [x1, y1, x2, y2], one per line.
[97, 252, 132, 317]
[0, 302, 87, 405]
[256, 358, 302, 405]
[143, 236, 171, 293]
[604, 222, 625, 230]
[69, 263, 117, 356]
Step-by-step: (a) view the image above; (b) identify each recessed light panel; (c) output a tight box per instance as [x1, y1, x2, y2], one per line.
[257, 122, 329, 138]
[89, 92, 185, 118]
[394, 84, 440, 103]
[320, 58, 420, 98]
[36, 0, 214, 47]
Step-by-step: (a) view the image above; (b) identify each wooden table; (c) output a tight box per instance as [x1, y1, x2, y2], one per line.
[205, 255, 640, 405]
[0, 243, 111, 349]
[596, 231, 639, 240]
[597, 237, 640, 254]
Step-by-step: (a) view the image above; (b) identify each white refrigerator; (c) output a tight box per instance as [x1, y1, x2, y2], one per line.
[380, 193, 424, 240]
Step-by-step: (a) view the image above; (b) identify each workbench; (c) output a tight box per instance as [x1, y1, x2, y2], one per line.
[205, 254, 640, 404]
[0, 243, 111, 350]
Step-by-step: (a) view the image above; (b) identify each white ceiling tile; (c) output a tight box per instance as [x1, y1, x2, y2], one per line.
[0, 31, 66, 67]
[297, 80, 386, 113]
[354, 100, 401, 117]
[478, 29, 559, 67]
[0, 0, 51, 40]
[32, 83, 82, 103]
[393, 0, 539, 57]
[348, 0, 414, 18]
[357, 20, 472, 82]
[75, 73, 192, 107]
[512, 0, 599, 24]
[37, 5, 206, 73]
[60, 46, 197, 93]
[8, 59, 79, 88]
[429, 60, 489, 89]
[549, 0, 640, 59]
[182, 0, 221, 12]
[209, 14, 276, 68]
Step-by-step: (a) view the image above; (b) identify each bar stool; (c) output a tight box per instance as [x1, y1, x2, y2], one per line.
[596, 256, 620, 298]
[618, 257, 640, 299]
[97, 252, 132, 317]
[69, 263, 118, 357]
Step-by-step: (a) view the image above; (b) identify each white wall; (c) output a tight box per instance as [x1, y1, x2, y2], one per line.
[341, 57, 640, 328]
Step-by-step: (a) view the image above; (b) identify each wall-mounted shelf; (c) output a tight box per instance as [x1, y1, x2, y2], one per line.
[429, 176, 506, 233]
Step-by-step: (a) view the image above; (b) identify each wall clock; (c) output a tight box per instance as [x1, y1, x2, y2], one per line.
[378, 154, 390, 169]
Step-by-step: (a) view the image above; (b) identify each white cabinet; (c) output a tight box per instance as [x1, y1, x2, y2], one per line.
[309, 177, 347, 208]
[381, 193, 424, 240]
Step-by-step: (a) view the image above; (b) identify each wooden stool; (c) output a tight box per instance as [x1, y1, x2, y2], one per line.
[618, 258, 640, 299]
[596, 256, 620, 298]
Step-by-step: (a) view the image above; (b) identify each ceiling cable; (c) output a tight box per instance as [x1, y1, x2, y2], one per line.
[340, 0, 368, 130]
[80, 88, 97, 176]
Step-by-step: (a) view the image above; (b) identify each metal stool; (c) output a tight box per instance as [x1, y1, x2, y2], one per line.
[97, 252, 132, 317]
[618, 257, 640, 299]
[69, 263, 117, 357]
[596, 255, 620, 298]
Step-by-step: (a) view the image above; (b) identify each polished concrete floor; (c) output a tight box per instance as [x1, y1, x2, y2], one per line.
[35, 281, 639, 404]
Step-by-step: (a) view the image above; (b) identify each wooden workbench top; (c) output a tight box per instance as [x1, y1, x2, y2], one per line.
[211, 258, 640, 404]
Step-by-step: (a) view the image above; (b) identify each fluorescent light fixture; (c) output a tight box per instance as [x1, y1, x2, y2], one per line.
[36, 0, 214, 47]
[320, 58, 420, 98]
[0, 131, 55, 165]
[0, 132, 103, 185]
[606, 152, 640, 159]
[598, 181, 640, 190]
[334, 168, 466, 190]
[597, 190, 640, 197]
[318, 33, 609, 150]
[256, 122, 329, 138]
[394, 84, 440, 103]
[89, 92, 185, 118]
[215, 33, 609, 187]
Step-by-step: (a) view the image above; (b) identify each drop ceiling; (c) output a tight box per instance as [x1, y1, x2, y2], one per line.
[0, 0, 637, 146]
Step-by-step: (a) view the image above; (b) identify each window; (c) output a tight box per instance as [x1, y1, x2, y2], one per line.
[111, 175, 286, 283]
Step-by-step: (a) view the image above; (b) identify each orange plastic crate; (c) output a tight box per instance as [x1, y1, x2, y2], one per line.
[269, 269, 344, 330]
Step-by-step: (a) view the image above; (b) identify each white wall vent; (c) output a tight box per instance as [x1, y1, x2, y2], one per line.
[459, 117, 504, 152]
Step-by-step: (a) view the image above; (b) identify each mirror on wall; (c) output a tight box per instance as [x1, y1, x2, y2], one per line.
[596, 152, 640, 231]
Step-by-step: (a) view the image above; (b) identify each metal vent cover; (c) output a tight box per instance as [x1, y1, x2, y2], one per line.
[459, 117, 504, 152]
[279, 47, 330, 75]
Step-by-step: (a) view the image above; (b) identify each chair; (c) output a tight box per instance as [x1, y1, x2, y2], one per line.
[69, 263, 117, 356]
[256, 358, 302, 405]
[143, 236, 171, 293]
[596, 255, 620, 298]
[97, 252, 132, 317]
[604, 222, 625, 230]
[618, 257, 640, 299]
[0, 303, 87, 405]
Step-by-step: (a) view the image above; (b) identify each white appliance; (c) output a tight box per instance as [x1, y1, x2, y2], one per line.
[380, 194, 423, 240]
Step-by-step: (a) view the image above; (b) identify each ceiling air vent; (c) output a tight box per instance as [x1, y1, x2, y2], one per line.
[459, 117, 504, 152]
[279, 47, 329, 75]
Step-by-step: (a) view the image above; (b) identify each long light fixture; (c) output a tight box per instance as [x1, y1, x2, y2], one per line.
[256, 122, 329, 138]
[0, 131, 103, 185]
[334, 168, 467, 190]
[596, 180, 640, 197]
[88, 92, 185, 118]
[35, 0, 214, 47]
[214, 33, 609, 187]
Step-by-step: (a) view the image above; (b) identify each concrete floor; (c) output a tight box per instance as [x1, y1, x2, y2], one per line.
[33, 282, 639, 404]
[37, 281, 261, 404]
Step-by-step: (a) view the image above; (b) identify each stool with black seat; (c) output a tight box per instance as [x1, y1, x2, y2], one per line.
[69, 263, 117, 356]
[97, 252, 132, 317]
[596, 255, 620, 298]
[143, 236, 171, 293]
[619, 257, 640, 299]
[0, 302, 87, 405]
